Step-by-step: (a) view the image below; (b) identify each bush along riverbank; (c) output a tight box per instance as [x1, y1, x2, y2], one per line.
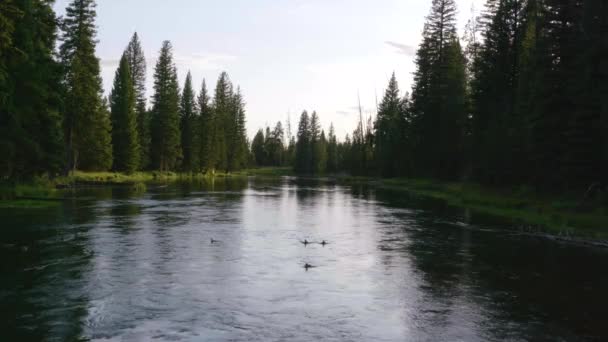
[340, 177, 608, 243]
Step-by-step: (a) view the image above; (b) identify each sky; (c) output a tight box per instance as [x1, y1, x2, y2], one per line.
[54, 0, 481, 140]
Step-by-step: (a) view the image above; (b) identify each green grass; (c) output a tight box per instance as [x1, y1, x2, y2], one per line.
[0, 168, 290, 209]
[366, 178, 608, 240]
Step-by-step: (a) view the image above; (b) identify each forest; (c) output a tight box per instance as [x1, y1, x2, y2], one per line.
[1, 0, 607, 195]
[256, 0, 608, 194]
[0, 0, 248, 179]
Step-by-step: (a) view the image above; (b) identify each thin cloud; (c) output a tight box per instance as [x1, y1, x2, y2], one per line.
[101, 53, 236, 72]
[336, 110, 352, 117]
[175, 52, 237, 71]
[385, 41, 415, 56]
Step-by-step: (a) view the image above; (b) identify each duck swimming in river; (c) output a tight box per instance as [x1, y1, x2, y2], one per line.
[304, 263, 315, 270]
[210, 238, 218, 244]
[300, 239, 310, 246]
[320, 240, 328, 246]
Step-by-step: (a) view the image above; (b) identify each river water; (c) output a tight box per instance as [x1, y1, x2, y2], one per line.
[1, 177, 607, 341]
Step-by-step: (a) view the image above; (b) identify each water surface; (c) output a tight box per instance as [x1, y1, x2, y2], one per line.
[1, 177, 607, 341]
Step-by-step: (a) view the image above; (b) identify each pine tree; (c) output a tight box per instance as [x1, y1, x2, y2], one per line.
[294, 111, 311, 174]
[326, 124, 338, 173]
[251, 129, 266, 166]
[0, 1, 20, 107]
[150, 40, 181, 171]
[110, 53, 140, 173]
[314, 130, 328, 174]
[60, 0, 112, 171]
[124, 32, 149, 169]
[471, 0, 527, 184]
[197, 79, 213, 172]
[375, 73, 405, 177]
[410, 0, 465, 180]
[212, 72, 232, 172]
[180, 71, 197, 172]
[228, 87, 248, 171]
[309, 111, 321, 173]
[0, 0, 64, 178]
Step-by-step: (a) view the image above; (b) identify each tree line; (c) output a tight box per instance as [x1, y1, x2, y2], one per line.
[0, 0, 248, 180]
[282, 0, 607, 193]
[2, 0, 606, 191]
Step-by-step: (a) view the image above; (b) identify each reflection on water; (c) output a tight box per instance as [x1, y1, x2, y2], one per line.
[1, 177, 607, 341]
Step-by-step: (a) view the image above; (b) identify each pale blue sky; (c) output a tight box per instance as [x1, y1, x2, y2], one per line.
[54, 0, 481, 139]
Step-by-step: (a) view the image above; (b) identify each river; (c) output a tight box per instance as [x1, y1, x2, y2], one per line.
[1, 177, 607, 341]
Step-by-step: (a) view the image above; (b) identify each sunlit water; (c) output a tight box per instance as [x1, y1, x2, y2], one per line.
[1, 177, 607, 341]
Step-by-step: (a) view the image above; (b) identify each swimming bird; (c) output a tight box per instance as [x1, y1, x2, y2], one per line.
[320, 240, 328, 246]
[300, 239, 310, 246]
[210, 238, 218, 244]
[304, 263, 315, 270]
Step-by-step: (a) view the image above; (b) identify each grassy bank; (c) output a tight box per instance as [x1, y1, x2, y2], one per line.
[0, 168, 288, 209]
[361, 178, 608, 240]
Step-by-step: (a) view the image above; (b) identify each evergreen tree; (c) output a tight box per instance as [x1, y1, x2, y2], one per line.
[124, 32, 149, 169]
[0, 0, 64, 178]
[60, 0, 112, 171]
[314, 130, 328, 174]
[228, 87, 248, 171]
[375, 73, 405, 177]
[150, 40, 181, 171]
[212, 72, 232, 172]
[197, 79, 213, 172]
[410, 0, 466, 180]
[326, 124, 338, 173]
[251, 129, 266, 166]
[309, 111, 321, 173]
[471, 0, 528, 184]
[294, 111, 311, 174]
[110, 53, 140, 173]
[180, 71, 197, 172]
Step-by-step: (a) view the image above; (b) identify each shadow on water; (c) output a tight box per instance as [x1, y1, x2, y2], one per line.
[372, 186, 608, 341]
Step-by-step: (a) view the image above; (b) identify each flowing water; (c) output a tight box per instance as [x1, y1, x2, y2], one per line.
[1, 177, 607, 341]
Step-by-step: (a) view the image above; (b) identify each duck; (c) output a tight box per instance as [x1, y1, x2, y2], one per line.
[210, 238, 218, 244]
[300, 239, 310, 246]
[319, 240, 328, 246]
[304, 263, 315, 270]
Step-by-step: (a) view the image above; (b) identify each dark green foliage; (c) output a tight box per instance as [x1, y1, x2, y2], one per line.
[326, 124, 338, 173]
[211, 72, 231, 172]
[410, 0, 466, 180]
[60, 0, 112, 171]
[150, 40, 181, 171]
[0, 0, 64, 179]
[124, 32, 149, 169]
[180, 72, 198, 172]
[252, 121, 287, 167]
[197, 79, 213, 172]
[375, 74, 407, 177]
[229, 87, 248, 171]
[294, 111, 312, 174]
[251, 129, 266, 166]
[110, 53, 140, 173]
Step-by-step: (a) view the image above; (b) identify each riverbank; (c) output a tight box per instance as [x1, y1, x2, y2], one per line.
[340, 177, 608, 241]
[0, 168, 293, 209]
[2, 169, 606, 242]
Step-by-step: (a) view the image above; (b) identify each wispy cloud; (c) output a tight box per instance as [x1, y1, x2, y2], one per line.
[385, 41, 415, 56]
[336, 110, 352, 117]
[175, 52, 237, 71]
[100, 53, 236, 72]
